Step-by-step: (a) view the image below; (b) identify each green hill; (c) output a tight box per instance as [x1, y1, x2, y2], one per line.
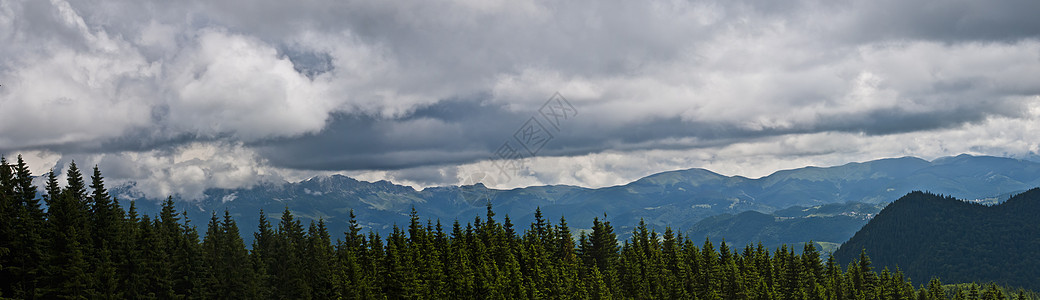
[834, 189, 1040, 289]
[685, 202, 885, 251]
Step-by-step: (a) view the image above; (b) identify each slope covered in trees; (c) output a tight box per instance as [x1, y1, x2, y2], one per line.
[834, 189, 1040, 290]
[1, 156, 1034, 299]
[686, 202, 885, 253]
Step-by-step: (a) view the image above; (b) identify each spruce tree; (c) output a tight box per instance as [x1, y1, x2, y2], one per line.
[202, 211, 257, 299]
[251, 209, 276, 299]
[333, 210, 366, 299]
[446, 219, 475, 298]
[120, 201, 147, 299]
[0, 156, 18, 297]
[0, 155, 47, 298]
[65, 161, 88, 209]
[924, 278, 945, 300]
[87, 165, 123, 299]
[273, 207, 311, 299]
[41, 190, 91, 299]
[137, 215, 173, 299]
[306, 220, 337, 299]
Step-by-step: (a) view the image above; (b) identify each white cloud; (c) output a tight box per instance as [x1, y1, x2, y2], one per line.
[164, 29, 336, 140]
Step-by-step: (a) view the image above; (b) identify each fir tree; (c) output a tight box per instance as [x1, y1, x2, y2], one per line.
[202, 211, 257, 299]
[272, 207, 311, 299]
[306, 220, 337, 299]
[251, 209, 276, 299]
[87, 166, 123, 299]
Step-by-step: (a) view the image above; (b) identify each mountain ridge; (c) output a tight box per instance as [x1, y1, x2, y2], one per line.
[117, 154, 1040, 245]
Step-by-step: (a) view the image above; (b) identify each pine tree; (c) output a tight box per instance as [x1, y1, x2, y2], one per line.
[0, 156, 19, 297]
[172, 211, 205, 298]
[582, 263, 613, 300]
[955, 289, 969, 300]
[65, 161, 88, 208]
[446, 219, 475, 299]
[87, 165, 123, 299]
[364, 230, 387, 299]
[43, 170, 60, 203]
[202, 211, 257, 299]
[855, 249, 877, 299]
[251, 209, 276, 299]
[700, 237, 721, 300]
[982, 283, 1006, 300]
[306, 220, 337, 299]
[333, 210, 367, 299]
[40, 189, 91, 299]
[138, 215, 174, 299]
[521, 214, 553, 298]
[272, 207, 311, 299]
[802, 242, 823, 286]
[927, 278, 946, 300]
[384, 225, 418, 298]
[582, 214, 619, 296]
[419, 220, 447, 298]
[0, 155, 48, 298]
[121, 201, 147, 299]
[718, 240, 744, 300]
[662, 227, 690, 299]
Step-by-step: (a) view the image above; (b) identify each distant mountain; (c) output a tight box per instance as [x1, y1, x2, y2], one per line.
[833, 189, 1040, 289]
[687, 202, 885, 253]
[119, 154, 1040, 245]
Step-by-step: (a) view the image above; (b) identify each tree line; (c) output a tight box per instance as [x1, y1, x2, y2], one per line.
[0, 155, 1031, 299]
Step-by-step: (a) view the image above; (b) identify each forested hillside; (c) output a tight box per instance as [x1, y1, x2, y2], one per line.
[686, 202, 886, 253]
[1, 155, 1034, 299]
[834, 190, 1040, 290]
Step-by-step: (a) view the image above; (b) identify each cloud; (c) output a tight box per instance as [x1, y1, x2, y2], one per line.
[835, 0, 1040, 43]
[162, 29, 336, 140]
[2, 0, 1040, 196]
[39, 142, 279, 200]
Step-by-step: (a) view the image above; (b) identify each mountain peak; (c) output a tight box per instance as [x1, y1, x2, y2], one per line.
[632, 168, 727, 186]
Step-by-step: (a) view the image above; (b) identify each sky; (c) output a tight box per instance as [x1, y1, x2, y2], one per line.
[2, 0, 1040, 200]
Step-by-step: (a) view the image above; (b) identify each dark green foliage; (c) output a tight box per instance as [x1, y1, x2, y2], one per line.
[5, 165, 1040, 299]
[272, 207, 311, 299]
[41, 179, 90, 299]
[0, 156, 47, 298]
[87, 165, 124, 299]
[835, 189, 1040, 290]
[201, 211, 257, 299]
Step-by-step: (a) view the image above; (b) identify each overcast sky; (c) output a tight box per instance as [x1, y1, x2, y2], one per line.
[2, 0, 1040, 199]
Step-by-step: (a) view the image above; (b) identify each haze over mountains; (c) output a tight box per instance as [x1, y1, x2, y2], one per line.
[123, 154, 1040, 245]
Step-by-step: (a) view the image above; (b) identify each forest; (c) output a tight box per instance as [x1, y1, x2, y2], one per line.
[0, 155, 1033, 299]
[834, 190, 1040, 290]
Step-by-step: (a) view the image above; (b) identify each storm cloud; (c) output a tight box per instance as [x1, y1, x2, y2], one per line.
[1, 0, 1039, 199]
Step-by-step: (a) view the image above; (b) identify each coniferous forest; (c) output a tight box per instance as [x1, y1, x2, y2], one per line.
[0, 155, 1034, 299]
[834, 190, 1040, 290]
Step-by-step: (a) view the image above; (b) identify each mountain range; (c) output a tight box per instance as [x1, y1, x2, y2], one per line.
[120, 154, 1040, 245]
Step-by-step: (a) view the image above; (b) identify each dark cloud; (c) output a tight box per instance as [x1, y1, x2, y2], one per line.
[252, 93, 1029, 171]
[2, 0, 1040, 196]
[841, 0, 1040, 42]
